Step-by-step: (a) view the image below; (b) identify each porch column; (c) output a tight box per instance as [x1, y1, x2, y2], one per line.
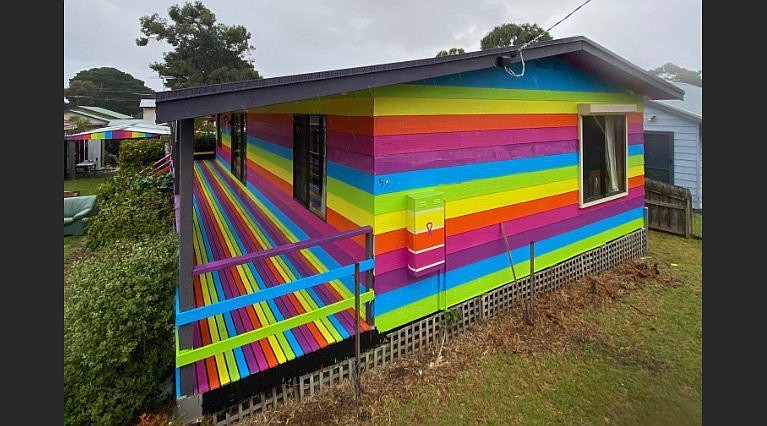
[171, 121, 179, 195]
[66, 139, 76, 180]
[177, 118, 195, 396]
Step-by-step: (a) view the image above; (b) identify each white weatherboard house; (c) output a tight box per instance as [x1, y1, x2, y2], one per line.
[643, 82, 702, 209]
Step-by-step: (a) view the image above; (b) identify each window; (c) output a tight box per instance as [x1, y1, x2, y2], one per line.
[579, 112, 628, 207]
[230, 112, 247, 184]
[293, 115, 327, 220]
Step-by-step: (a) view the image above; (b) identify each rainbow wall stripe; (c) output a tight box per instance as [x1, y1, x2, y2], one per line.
[65, 130, 159, 140]
[212, 56, 646, 334]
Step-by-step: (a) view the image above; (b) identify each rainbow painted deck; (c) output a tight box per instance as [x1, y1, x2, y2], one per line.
[187, 159, 369, 394]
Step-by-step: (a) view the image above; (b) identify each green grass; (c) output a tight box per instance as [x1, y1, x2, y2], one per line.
[692, 213, 702, 238]
[64, 236, 85, 263]
[384, 231, 702, 425]
[64, 173, 114, 196]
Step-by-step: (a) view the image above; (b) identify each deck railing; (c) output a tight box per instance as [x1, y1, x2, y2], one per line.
[174, 226, 375, 373]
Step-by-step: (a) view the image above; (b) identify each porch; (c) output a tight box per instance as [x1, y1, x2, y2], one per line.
[175, 158, 374, 396]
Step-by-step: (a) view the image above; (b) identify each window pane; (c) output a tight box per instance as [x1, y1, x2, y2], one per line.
[581, 115, 626, 203]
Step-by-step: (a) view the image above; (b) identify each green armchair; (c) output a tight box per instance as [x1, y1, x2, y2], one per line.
[64, 195, 97, 236]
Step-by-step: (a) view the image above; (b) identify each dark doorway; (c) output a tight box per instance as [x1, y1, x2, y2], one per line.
[644, 132, 674, 184]
[293, 115, 327, 220]
[230, 112, 247, 184]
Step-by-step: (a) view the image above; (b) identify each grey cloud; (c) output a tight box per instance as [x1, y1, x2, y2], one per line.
[65, 0, 701, 93]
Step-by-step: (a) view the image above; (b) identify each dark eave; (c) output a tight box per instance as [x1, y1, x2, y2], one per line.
[156, 36, 684, 123]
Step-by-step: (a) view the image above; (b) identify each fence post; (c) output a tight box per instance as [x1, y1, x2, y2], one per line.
[684, 195, 692, 239]
[354, 261, 361, 407]
[364, 231, 375, 327]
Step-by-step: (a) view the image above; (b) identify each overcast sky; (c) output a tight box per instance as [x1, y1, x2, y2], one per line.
[64, 0, 702, 93]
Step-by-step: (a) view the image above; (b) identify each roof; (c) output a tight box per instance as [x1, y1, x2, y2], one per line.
[65, 120, 170, 140]
[156, 36, 684, 123]
[646, 82, 701, 122]
[64, 119, 75, 131]
[140, 98, 156, 108]
[73, 106, 133, 119]
[66, 106, 134, 123]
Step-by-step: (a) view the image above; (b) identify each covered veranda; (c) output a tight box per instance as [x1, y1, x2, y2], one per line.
[170, 121, 375, 397]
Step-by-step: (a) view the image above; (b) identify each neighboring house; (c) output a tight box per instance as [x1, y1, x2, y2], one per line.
[65, 120, 170, 172]
[64, 105, 133, 127]
[157, 36, 682, 406]
[64, 104, 165, 171]
[140, 98, 157, 123]
[643, 82, 702, 209]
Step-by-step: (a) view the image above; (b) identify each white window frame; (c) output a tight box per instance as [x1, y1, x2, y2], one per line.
[577, 104, 633, 208]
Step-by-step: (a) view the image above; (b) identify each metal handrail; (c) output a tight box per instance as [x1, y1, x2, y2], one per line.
[175, 225, 376, 369]
[192, 225, 373, 276]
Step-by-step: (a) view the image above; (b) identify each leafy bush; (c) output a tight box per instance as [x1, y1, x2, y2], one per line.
[118, 137, 167, 172]
[65, 233, 178, 425]
[86, 170, 174, 251]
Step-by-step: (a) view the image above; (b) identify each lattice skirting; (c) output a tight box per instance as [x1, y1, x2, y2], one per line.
[209, 228, 648, 425]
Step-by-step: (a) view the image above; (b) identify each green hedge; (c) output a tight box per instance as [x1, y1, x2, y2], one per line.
[85, 170, 174, 251]
[64, 233, 178, 425]
[118, 137, 167, 172]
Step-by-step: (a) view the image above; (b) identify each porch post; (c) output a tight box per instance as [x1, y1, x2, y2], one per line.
[171, 121, 179, 195]
[177, 118, 195, 396]
[66, 139, 76, 180]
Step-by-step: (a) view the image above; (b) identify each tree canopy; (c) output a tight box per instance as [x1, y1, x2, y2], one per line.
[136, 1, 261, 90]
[648, 63, 702, 87]
[480, 23, 552, 50]
[436, 47, 466, 57]
[64, 67, 155, 117]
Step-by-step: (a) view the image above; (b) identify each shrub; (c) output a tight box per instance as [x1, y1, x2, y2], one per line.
[85, 170, 174, 251]
[64, 233, 178, 425]
[118, 138, 167, 172]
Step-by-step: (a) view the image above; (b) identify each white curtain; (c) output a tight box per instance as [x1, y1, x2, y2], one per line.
[603, 117, 619, 193]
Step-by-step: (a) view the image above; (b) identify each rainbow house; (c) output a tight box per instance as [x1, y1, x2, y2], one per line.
[156, 36, 683, 414]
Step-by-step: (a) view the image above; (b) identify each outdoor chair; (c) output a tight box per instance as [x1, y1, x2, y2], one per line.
[64, 195, 97, 236]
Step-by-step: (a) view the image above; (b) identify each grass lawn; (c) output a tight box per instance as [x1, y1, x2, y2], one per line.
[64, 235, 85, 264]
[387, 232, 702, 425]
[64, 173, 114, 196]
[245, 230, 702, 425]
[692, 212, 702, 238]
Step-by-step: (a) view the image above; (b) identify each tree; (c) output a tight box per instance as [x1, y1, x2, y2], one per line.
[136, 1, 261, 90]
[436, 47, 465, 57]
[648, 63, 702, 87]
[480, 23, 552, 50]
[64, 67, 155, 117]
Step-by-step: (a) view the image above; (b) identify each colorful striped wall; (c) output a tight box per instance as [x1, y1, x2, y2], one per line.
[370, 57, 646, 331]
[215, 92, 374, 258]
[211, 56, 647, 334]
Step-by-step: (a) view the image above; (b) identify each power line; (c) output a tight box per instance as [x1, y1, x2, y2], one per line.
[504, 0, 595, 78]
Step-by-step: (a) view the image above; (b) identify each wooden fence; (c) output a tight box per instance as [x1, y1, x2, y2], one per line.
[644, 178, 693, 238]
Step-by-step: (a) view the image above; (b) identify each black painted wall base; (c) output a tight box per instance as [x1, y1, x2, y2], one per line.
[201, 329, 385, 414]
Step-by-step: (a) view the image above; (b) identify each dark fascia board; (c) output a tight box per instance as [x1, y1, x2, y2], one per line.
[646, 99, 702, 123]
[577, 38, 684, 100]
[156, 36, 683, 123]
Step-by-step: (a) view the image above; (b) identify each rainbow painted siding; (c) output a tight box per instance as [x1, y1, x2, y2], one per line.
[370, 57, 646, 331]
[217, 92, 374, 243]
[209, 56, 646, 335]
